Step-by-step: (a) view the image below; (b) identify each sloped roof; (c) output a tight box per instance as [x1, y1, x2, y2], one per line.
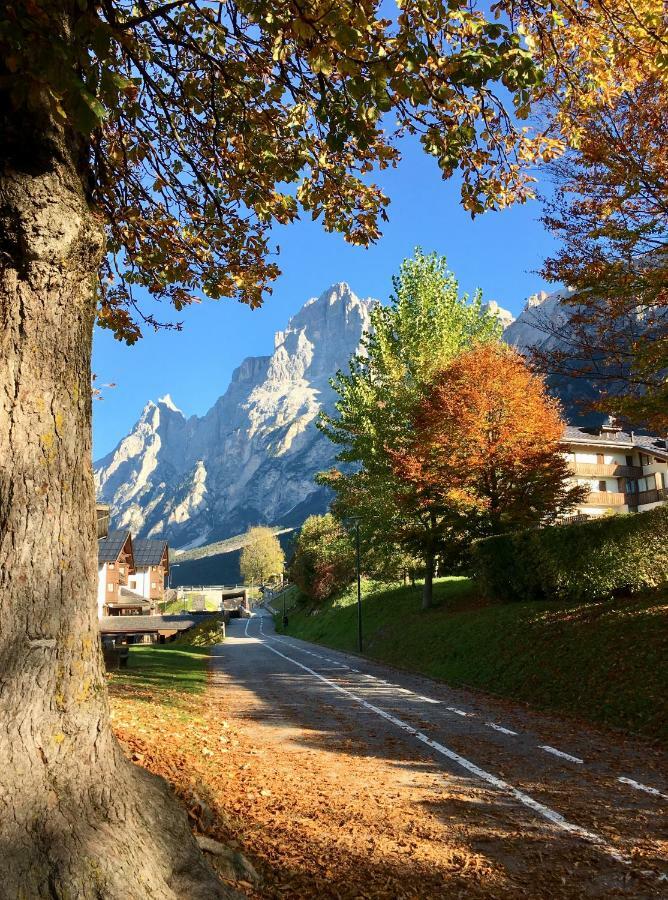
[118, 586, 149, 603]
[562, 425, 668, 458]
[98, 530, 132, 563]
[99, 613, 202, 634]
[133, 538, 168, 566]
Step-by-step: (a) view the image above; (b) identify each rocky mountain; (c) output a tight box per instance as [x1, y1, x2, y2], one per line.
[94, 283, 375, 548]
[95, 283, 600, 549]
[503, 288, 607, 419]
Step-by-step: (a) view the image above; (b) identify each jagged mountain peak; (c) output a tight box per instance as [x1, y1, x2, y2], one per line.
[96, 283, 376, 548]
[157, 393, 182, 413]
[482, 300, 515, 330]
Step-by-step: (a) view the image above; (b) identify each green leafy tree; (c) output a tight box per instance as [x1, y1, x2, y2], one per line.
[319, 250, 502, 609]
[288, 514, 354, 602]
[239, 526, 285, 585]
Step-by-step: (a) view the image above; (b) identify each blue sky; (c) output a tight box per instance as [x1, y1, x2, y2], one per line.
[92, 133, 558, 459]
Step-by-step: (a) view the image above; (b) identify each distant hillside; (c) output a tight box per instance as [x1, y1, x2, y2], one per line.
[173, 526, 294, 562]
[170, 530, 295, 587]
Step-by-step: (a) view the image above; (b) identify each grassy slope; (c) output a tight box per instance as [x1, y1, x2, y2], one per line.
[173, 526, 293, 563]
[276, 578, 668, 741]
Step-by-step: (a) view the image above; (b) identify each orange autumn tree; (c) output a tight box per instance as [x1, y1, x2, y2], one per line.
[391, 344, 586, 544]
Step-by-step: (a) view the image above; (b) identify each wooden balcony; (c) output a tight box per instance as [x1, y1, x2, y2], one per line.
[584, 490, 627, 507]
[629, 487, 668, 507]
[571, 462, 642, 478]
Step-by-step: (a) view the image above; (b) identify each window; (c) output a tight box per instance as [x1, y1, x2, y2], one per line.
[107, 583, 114, 592]
[625, 455, 633, 467]
[119, 566, 125, 575]
[596, 453, 604, 465]
[151, 582, 157, 589]
[597, 480, 607, 492]
[108, 563, 114, 570]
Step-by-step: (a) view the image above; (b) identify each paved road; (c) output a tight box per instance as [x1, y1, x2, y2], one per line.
[213, 608, 667, 897]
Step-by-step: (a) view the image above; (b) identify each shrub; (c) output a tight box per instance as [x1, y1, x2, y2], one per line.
[472, 506, 668, 603]
[173, 614, 227, 646]
[288, 514, 355, 602]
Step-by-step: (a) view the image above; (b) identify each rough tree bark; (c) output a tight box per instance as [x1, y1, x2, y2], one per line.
[0, 31, 235, 900]
[421, 548, 435, 611]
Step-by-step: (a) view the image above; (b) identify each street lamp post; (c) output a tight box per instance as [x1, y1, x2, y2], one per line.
[282, 570, 288, 629]
[355, 520, 362, 653]
[168, 562, 180, 590]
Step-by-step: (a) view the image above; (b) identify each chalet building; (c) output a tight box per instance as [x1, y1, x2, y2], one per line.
[128, 539, 169, 607]
[97, 530, 170, 618]
[97, 530, 146, 617]
[561, 420, 668, 519]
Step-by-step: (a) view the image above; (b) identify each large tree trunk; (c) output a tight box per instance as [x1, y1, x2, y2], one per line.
[0, 51, 233, 900]
[421, 548, 435, 611]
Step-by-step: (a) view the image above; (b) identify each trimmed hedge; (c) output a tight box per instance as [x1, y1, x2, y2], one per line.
[472, 506, 668, 603]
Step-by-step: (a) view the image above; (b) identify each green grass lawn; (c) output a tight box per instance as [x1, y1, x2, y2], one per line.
[110, 644, 210, 708]
[276, 578, 668, 741]
[267, 584, 300, 614]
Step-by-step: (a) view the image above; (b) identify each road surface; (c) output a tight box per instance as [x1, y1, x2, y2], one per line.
[211, 608, 667, 898]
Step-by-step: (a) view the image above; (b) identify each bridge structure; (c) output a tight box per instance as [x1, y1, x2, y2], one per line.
[175, 585, 250, 611]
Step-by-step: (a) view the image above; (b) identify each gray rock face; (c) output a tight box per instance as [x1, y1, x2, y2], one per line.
[502, 289, 572, 353]
[94, 283, 375, 548]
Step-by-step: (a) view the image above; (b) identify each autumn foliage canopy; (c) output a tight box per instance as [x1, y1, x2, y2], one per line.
[391, 344, 586, 535]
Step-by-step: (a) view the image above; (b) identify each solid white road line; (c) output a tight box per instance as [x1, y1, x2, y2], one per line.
[618, 777, 668, 801]
[446, 707, 468, 717]
[486, 722, 519, 736]
[540, 745, 584, 765]
[257, 630, 627, 865]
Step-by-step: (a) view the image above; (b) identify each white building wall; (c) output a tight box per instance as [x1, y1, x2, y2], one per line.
[97, 564, 107, 619]
[638, 501, 666, 512]
[129, 568, 151, 599]
[573, 450, 631, 466]
[576, 477, 618, 492]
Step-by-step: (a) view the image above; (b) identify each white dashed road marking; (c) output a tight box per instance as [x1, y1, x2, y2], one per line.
[486, 722, 519, 736]
[255, 623, 630, 868]
[618, 777, 668, 801]
[254, 612, 668, 843]
[540, 745, 584, 764]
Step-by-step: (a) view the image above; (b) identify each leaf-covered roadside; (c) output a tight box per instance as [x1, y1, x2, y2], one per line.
[106, 644, 510, 899]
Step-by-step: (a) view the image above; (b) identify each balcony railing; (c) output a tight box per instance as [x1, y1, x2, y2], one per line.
[584, 490, 627, 506]
[571, 462, 642, 478]
[628, 487, 668, 507]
